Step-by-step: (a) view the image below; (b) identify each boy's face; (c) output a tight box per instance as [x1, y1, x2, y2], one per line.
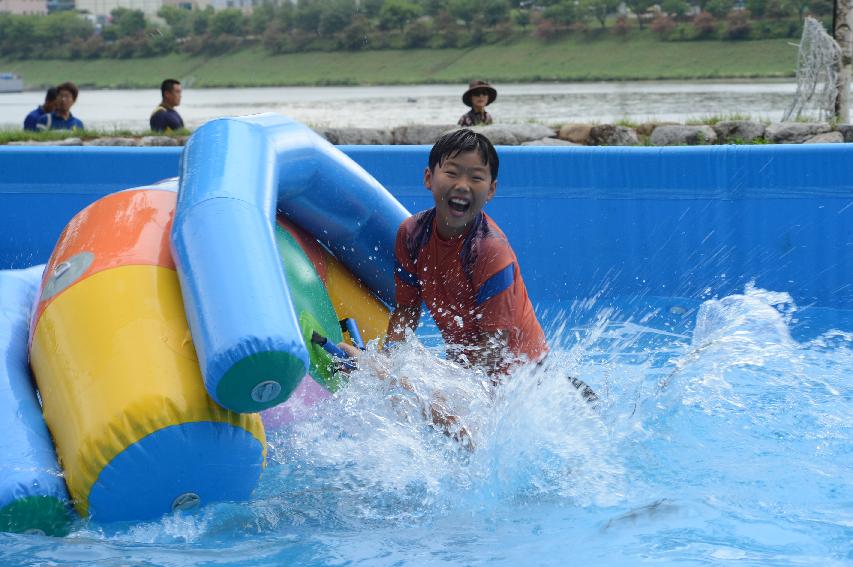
[54, 90, 75, 115]
[425, 150, 496, 239]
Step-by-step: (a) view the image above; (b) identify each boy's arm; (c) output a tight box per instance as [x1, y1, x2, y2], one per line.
[470, 329, 510, 379]
[385, 304, 421, 344]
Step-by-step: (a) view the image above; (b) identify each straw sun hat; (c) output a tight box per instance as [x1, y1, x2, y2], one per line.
[462, 80, 497, 107]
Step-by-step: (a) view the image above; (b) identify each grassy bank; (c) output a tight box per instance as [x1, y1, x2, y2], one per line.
[2, 34, 797, 89]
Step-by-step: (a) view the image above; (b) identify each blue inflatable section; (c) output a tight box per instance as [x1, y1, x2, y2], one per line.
[172, 115, 409, 413]
[0, 265, 71, 535]
[88, 421, 264, 523]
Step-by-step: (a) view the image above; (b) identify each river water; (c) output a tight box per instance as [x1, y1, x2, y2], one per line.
[0, 80, 800, 132]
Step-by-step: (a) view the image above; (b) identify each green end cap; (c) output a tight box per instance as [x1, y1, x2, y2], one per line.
[0, 496, 72, 537]
[216, 350, 307, 413]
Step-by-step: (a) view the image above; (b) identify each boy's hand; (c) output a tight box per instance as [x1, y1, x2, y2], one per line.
[336, 341, 362, 360]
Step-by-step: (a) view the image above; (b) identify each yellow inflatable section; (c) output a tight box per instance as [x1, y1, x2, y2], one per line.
[29, 187, 265, 522]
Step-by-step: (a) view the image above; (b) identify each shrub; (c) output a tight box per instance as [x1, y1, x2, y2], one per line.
[341, 17, 371, 50]
[691, 11, 717, 39]
[724, 9, 751, 40]
[533, 18, 558, 40]
[611, 15, 631, 36]
[650, 14, 676, 39]
[403, 19, 431, 48]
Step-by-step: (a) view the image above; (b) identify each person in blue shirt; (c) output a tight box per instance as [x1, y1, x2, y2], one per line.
[36, 82, 84, 131]
[23, 87, 57, 131]
[150, 79, 184, 132]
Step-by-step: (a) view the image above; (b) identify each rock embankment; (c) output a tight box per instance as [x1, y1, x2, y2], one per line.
[9, 121, 853, 147]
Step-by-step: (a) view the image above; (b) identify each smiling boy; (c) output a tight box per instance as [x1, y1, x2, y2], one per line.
[386, 129, 547, 377]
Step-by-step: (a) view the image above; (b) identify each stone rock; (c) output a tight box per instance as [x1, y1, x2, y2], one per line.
[558, 123, 593, 144]
[465, 125, 519, 145]
[492, 123, 556, 143]
[713, 120, 766, 144]
[139, 136, 180, 146]
[635, 122, 678, 137]
[319, 127, 392, 145]
[588, 124, 639, 146]
[521, 137, 579, 146]
[650, 124, 717, 146]
[765, 122, 831, 144]
[83, 137, 138, 146]
[834, 124, 853, 142]
[804, 131, 844, 144]
[391, 124, 455, 145]
[8, 137, 83, 146]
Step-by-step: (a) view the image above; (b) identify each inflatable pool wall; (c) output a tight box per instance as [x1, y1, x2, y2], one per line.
[2, 140, 847, 319]
[172, 115, 407, 413]
[29, 181, 267, 522]
[0, 265, 71, 536]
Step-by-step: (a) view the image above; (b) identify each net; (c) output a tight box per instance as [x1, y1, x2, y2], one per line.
[782, 17, 843, 122]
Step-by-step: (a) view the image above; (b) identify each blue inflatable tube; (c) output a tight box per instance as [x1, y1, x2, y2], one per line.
[0, 266, 72, 536]
[172, 114, 409, 413]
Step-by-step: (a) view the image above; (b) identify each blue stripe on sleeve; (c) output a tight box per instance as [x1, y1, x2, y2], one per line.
[476, 263, 515, 305]
[395, 261, 420, 288]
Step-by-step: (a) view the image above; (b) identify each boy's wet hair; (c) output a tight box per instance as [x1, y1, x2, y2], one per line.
[429, 129, 499, 181]
[44, 87, 58, 103]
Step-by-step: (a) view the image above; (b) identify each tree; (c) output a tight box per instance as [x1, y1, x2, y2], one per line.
[191, 7, 214, 35]
[110, 8, 146, 37]
[581, 0, 621, 29]
[250, 3, 277, 35]
[211, 9, 246, 37]
[158, 5, 191, 38]
[447, 0, 478, 28]
[482, 0, 511, 26]
[623, 0, 654, 29]
[661, 0, 690, 19]
[341, 16, 372, 49]
[765, 0, 795, 19]
[295, 0, 324, 33]
[319, 0, 357, 36]
[543, 0, 578, 26]
[706, 0, 735, 18]
[745, 0, 768, 18]
[378, 0, 422, 31]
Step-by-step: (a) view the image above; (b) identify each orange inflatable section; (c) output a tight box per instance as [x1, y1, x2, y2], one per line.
[31, 188, 177, 330]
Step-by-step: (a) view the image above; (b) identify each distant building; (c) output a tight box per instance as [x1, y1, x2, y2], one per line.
[0, 0, 48, 14]
[46, 0, 74, 12]
[74, 0, 257, 17]
[75, 0, 165, 17]
[196, 0, 256, 10]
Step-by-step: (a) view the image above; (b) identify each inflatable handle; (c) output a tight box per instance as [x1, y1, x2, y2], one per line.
[310, 331, 357, 371]
[173, 115, 409, 412]
[340, 318, 365, 350]
[173, 120, 309, 412]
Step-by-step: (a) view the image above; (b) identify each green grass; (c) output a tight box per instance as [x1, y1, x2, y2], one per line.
[0, 128, 189, 143]
[1, 34, 798, 89]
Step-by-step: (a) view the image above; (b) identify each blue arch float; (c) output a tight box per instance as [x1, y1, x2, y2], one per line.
[173, 114, 409, 413]
[0, 114, 410, 529]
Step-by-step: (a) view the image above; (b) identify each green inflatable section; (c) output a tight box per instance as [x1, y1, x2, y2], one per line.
[0, 495, 71, 537]
[273, 225, 344, 391]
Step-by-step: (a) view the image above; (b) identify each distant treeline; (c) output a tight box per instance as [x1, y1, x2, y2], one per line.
[0, 0, 833, 59]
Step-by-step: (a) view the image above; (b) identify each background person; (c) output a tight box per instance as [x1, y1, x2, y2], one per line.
[36, 82, 83, 131]
[23, 87, 57, 131]
[150, 79, 184, 132]
[457, 80, 496, 127]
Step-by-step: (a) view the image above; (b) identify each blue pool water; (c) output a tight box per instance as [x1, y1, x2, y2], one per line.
[2, 285, 849, 566]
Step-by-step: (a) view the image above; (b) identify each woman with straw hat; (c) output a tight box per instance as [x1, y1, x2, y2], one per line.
[457, 80, 496, 127]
